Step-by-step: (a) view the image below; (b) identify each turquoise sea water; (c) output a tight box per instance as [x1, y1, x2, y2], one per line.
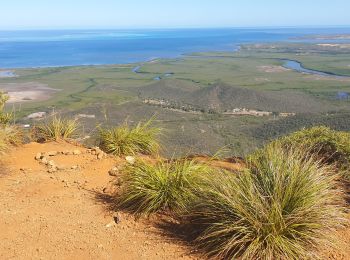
[1, 28, 350, 68]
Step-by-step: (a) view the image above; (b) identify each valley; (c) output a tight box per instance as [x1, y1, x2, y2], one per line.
[1, 42, 350, 156]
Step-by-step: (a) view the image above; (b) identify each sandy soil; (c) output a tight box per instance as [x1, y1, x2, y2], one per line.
[0, 141, 349, 260]
[0, 142, 197, 260]
[0, 82, 58, 103]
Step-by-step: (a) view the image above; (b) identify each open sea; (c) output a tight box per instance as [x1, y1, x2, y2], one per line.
[1, 28, 350, 68]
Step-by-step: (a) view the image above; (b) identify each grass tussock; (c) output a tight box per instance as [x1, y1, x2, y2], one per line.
[32, 115, 79, 142]
[186, 143, 346, 259]
[117, 159, 211, 217]
[277, 126, 350, 169]
[99, 119, 161, 156]
[0, 125, 24, 151]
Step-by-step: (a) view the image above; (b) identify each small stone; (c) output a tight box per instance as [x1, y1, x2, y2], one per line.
[105, 222, 115, 228]
[71, 165, 79, 170]
[91, 150, 96, 155]
[47, 151, 58, 157]
[41, 157, 48, 165]
[48, 160, 56, 167]
[113, 213, 121, 224]
[47, 168, 57, 173]
[108, 167, 119, 176]
[125, 156, 136, 165]
[97, 152, 104, 160]
[73, 150, 81, 155]
[35, 153, 42, 160]
[64, 151, 73, 155]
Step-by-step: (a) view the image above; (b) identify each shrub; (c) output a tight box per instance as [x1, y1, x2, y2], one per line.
[276, 126, 350, 169]
[0, 125, 24, 151]
[33, 115, 79, 142]
[0, 92, 13, 125]
[187, 143, 346, 259]
[99, 119, 161, 156]
[118, 159, 211, 217]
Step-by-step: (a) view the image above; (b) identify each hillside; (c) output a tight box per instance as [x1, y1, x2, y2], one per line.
[137, 79, 332, 113]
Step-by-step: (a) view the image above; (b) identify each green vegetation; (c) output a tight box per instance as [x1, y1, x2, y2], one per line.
[0, 92, 13, 125]
[99, 119, 161, 156]
[0, 125, 24, 151]
[276, 126, 350, 177]
[2, 42, 350, 156]
[117, 158, 211, 217]
[32, 115, 80, 142]
[186, 143, 346, 259]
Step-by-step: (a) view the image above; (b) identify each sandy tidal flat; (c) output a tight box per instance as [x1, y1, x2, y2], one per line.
[0, 82, 59, 103]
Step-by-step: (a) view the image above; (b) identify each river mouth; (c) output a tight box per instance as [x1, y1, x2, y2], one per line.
[282, 59, 350, 79]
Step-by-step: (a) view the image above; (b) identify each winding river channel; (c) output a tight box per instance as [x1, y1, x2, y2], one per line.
[282, 60, 350, 79]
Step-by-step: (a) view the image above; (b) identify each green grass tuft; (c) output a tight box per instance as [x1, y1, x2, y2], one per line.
[99, 119, 161, 156]
[117, 158, 212, 217]
[187, 143, 346, 259]
[0, 125, 24, 151]
[32, 115, 79, 142]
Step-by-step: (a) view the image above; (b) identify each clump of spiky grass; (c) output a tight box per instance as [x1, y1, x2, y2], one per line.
[117, 158, 212, 217]
[99, 119, 161, 156]
[277, 126, 350, 173]
[0, 125, 24, 151]
[187, 143, 346, 259]
[32, 115, 79, 142]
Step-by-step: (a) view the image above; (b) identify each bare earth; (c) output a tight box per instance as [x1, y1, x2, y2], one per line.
[0, 142, 196, 260]
[0, 141, 349, 260]
[0, 82, 58, 103]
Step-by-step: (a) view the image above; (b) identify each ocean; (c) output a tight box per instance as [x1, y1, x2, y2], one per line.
[1, 28, 350, 69]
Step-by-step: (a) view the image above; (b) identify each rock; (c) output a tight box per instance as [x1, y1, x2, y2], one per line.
[47, 168, 57, 173]
[97, 152, 104, 160]
[48, 160, 56, 167]
[105, 222, 115, 228]
[64, 151, 73, 155]
[35, 153, 42, 160]
[125, 156, 136, 165]
[41, 157, 48, 165]
[73, 149, 81, 155]
[71, 165, 79, 170]
[108, 167, 119, 176]
[47, 151, 58, 157]
[113, 213, 121, 224]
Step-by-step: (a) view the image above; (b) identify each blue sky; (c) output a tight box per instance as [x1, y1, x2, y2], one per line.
[1, 0, 349, 29]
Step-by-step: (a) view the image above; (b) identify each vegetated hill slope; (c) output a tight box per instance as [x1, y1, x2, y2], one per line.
[136, 79, 332, 113]
[251, 112, 350, 142]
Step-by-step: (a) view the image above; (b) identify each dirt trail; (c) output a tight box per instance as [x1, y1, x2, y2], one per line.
[0, 142, 349, 259]
[0, 142, 196, 260]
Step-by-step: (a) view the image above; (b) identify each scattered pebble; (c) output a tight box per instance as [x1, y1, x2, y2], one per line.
[125, 156, 136, 165]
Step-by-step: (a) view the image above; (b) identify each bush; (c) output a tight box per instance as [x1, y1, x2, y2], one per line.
[117, 159, 211, 217]
[276, 126, 350, 179]
[99, 119, 161, 156]
[32, 116, 79, 142]
[187, 143, 346, 259]
[0, 92, 13, 125]
[0, 125, 24, 151]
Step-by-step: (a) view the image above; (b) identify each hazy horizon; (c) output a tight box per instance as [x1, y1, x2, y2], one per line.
[1, 0, 350, 30]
